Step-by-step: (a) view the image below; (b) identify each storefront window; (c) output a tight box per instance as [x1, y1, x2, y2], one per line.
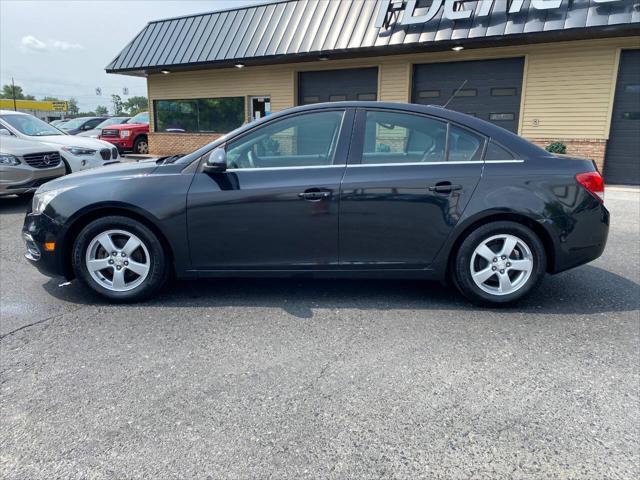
[154, 97, 245, 133]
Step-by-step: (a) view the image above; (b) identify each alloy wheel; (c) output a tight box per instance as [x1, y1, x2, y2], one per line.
[469, 234, 534, 296]
[137, 140, 149, 154]
[85, 229, 150, 292]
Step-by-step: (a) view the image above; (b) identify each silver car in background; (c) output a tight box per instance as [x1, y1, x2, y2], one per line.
[0, 136, 66, 197]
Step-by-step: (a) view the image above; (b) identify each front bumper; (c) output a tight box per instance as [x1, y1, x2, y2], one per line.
[22, 212, 68, 278]
[0, 164, 66, 196]
[99, 137, 130, 151]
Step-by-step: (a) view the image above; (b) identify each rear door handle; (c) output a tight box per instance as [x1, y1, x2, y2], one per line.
[298, 189, 331, 201]
[428, 182, 463, 194]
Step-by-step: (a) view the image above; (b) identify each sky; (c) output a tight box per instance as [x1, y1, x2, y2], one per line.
[0, 0, 263, 112]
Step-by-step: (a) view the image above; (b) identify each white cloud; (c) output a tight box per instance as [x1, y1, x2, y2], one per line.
[51, 40, 84, 51]
[21, 35, 48, 51]
[20, 35, 84, 52]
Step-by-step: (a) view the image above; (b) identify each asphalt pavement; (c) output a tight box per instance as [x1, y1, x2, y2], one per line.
[1, 188, 638, 479]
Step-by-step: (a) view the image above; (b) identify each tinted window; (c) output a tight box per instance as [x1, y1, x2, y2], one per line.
[362, 111, 447, 164]
[154, 98, 244, 133]
[226, 111, 344, 169]
[484, 141, 514, 160]
[86, 118, 103, 128]
[448, 125, 484, 162]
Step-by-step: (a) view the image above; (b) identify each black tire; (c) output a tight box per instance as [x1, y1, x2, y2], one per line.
[71, 216, 168, 302]
[133, 136, 149, 154]
[453, 221, 546, 306]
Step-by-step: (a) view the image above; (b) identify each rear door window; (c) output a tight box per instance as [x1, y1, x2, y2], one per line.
[362, 111, 447, 164]
[447, 125, 484, 162]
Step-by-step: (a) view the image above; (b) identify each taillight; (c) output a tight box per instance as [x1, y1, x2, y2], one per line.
[576, 171, 605, 202]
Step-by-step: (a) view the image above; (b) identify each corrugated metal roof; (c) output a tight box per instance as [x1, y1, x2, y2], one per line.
[106, 0, 640, 74]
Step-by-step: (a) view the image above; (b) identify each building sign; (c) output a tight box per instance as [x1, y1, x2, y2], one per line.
[375, 0, 624, 29]
[0, 99, 67, 112]
[51, 101, 68, 112]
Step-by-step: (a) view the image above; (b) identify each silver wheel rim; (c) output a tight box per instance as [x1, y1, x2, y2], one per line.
[470, 234, 534, 296]
[85, 229, 151, 292]
[137, 141, 148, 154]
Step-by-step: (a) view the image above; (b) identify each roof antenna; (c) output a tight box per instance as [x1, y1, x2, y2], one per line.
[442, 79, 468, 109]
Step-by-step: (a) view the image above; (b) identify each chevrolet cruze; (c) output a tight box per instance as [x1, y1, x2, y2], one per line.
[22, 102, 608, 304]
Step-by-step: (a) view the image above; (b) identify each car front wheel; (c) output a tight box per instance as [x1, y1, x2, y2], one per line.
[72, 216, 168, 301]
[453, 221, 546, 305]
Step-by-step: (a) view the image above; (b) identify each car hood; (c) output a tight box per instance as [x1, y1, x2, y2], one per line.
[0, 135, 63, 155]
[37, 159, 159, 193]
[30, 135, 115, 150]
[77, 129, 101, 137]
[104, 123, 148, 130]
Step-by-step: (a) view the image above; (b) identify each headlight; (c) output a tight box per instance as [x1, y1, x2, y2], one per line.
[61, 146, 96, 156]
[0, 153, 21, 166]
[32, 186, 75, 215]
[120, 130, 131, 138]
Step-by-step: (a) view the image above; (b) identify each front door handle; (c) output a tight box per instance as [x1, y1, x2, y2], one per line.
[428, 182, 463, 194]
[298, 189, 331, 201]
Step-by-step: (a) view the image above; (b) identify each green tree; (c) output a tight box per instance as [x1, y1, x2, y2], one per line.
[0, 83, 26, 99]
[95, 105, 109, 116]
[42, 96, 62, 101]
[68, 97, 79, 115]
[123, 96, 148, 115]
[111, 94, 123, 115]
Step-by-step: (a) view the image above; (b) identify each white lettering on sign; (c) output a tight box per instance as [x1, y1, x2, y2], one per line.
[375, 0, 624, 29]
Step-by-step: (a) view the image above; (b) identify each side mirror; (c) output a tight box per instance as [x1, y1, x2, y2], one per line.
[0, 128, 11, 136]
[203, 147, 227, 173]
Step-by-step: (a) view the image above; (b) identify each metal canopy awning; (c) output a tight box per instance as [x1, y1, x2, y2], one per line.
[106, 0, 640, 75]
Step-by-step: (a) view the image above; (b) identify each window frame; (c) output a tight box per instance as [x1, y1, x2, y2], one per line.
[217, 108, 353, 172]
[348, 108, 488, 166]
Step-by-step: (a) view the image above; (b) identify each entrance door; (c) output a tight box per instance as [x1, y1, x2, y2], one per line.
[604, 50, 640, 185]
[413, 58, 525, 133]
[249, 96, 271, 122]
[339, 109, 484, 268]
[187, 108, 354, 270]
[298, 67, 378, 105]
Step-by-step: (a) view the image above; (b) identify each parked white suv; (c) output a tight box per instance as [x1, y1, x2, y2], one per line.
[0, 110, 120, 173]
[0, 136, 66, 196]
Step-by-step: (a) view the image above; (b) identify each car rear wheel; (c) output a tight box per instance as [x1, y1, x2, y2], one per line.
[133, 136, 149, 154]
[72, 216, 167, 301]
[453, 221, 546, 305]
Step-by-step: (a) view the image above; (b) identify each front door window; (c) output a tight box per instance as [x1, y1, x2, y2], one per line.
[226, 110, 345, 169]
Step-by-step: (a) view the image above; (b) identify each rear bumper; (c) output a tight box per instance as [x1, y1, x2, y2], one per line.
[22, 212, 67, 278]
[549, 202, 610, 274]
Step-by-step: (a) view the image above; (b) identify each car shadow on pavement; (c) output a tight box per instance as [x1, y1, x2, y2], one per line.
[0, 195, 31, 214]
[42, 264, 639, 318]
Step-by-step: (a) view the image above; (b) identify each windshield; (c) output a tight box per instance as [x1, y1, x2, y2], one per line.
[1, 114, 65, 136]
[130, 112, 149, 124]
[96, 117, 129, 129]
[61, 117, 90, 129]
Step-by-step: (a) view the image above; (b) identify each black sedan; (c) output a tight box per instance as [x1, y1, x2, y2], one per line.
[22, 102, 608, 304]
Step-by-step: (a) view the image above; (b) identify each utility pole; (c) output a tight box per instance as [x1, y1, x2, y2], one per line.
[11, 77, 17, 111]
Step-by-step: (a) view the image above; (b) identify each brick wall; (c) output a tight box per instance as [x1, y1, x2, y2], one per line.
[528, 138, 608, 172]
[149, 133, 222, 156]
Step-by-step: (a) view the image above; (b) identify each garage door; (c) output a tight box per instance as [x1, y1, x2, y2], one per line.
[412, 58, 525, 133]
[604, 50, 640, 186]
[298, 67, 378, 105]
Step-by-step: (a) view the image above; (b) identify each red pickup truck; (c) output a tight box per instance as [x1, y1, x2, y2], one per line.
[99, 111, 149, 154]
